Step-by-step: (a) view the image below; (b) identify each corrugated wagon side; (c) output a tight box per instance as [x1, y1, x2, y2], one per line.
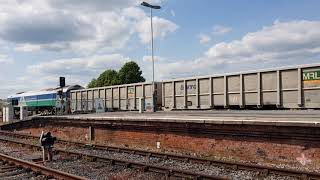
[162, 64, 320, 110]
[70, 82, 162, 112]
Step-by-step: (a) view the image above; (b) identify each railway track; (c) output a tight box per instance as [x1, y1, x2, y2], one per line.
[0, 152, 86, 180]
[0, 131, 228, 180]
[0, 130, 319, 179]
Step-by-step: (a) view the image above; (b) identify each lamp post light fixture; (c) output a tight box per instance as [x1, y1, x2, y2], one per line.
[141, 1, 161, 112]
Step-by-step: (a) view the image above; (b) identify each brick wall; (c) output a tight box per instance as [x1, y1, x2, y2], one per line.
[19, 125, 320, 172]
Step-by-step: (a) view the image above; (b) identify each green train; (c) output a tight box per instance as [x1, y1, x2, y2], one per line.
[7, 85, 83, 115]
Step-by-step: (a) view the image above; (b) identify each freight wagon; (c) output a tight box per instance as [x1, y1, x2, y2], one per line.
[162, 64, 320, 109]
[70, 82, 162, 112]
[71, 63, 320, 113]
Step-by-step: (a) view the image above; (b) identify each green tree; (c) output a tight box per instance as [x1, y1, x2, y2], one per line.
[86, 61, 145, 88]
[87, 78, 97, 88]
[118, 61, 145, 84]
[96, 69, 120, 87]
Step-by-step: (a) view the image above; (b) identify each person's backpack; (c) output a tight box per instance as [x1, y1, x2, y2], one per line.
[47, 136, 56, 145]
[41, 137, 47, 146]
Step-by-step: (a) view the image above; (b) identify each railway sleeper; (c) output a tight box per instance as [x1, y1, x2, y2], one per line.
[165, 169, 173, 177]
[125, 162, 131, 168]
[2, 173, 35, 180]
[113, 148, 121, 153]
[44, 174, 54, 179]
[91, 157, 97, 162]
[34, 170, 42, 176]
[0, 167, 19, 174]
[300, 174, 308, 180]
[162, 155, 168, 160]
[172, 172, 194, 179]
[258, 169, 269, 177]
[146, 153, 152, 159]
[75, 154, 83, 160]
[140, 166, 149, 172]
[0, 169, 28, 178]
[1, 165, 16, 169]
[231, 164, 238, 170]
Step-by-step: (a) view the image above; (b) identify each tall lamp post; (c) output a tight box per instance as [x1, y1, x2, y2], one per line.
[141, 1, 161, 112]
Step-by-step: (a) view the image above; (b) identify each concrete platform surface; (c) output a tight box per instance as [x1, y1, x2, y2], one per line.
[44, 110, 320, 127]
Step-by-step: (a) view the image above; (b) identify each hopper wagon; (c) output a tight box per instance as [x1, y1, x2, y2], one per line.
[70, 82, 162, 112]
[70, 63, 320, 113]
[162, 63, 320, 109]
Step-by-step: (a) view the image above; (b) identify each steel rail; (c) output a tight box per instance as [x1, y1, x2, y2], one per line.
[0, 136, 228, 180]
[0, 152, 87, 180]
[56, 139, 320, 180]
[0, 130, 319, 179]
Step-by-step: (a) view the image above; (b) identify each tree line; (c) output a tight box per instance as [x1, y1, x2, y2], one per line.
[87, 61, 145, 88]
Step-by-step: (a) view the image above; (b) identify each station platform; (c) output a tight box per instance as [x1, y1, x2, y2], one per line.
[2, 110, 320, 172]
[46, 110, 320, 127]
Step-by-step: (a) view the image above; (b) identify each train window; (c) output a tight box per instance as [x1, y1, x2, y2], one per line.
[12, 99, 18, 105]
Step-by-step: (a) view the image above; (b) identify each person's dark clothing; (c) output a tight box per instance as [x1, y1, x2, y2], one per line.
[41, 132, 56, 147]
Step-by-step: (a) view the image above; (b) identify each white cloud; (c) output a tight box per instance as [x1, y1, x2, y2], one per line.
[0, 8, 131, 53]
[143, 55, 164, 62]
[48, 0, 138, 12]
[48, 0, 164, 12]
[206, 20, 320, 61]
[170, 9, 176, 17]
[0, 83, 29, 99]
[156, 20, 320, 79]
[27, 54, 127, 76]
[0, 54, 13, 64]
[197, 25, 231, 45]
[15, 44, 42, 52]
[123, 7, 146, 19]
[0, 0, 177, 53]
[123, 4, 179, 44]
[198, 33, 211, 44]
[135, 16, 178, 44]
[212, 25, 232, 35]
[22, 54, 128, 89]
[0, 0, 177, 97]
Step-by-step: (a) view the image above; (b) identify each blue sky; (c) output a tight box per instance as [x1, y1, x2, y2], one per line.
[0, 0, 320, 98]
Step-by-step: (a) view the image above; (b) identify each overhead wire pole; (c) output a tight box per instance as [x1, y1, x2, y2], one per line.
[141, 1, 161, 112]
